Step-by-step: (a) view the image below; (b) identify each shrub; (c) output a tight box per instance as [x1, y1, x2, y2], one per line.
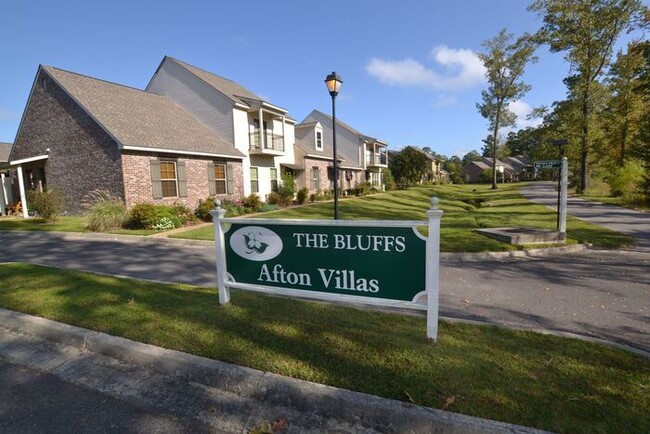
[222, 200, 245, 217]
[195, 197, 216, 222]
[607, 160, 646, 204]
[153, 205, 183, 229]
[242, 193, 262, 213]
[129, 203, 158, 229]
[354, 182, 373, 196]
[267, 191, 284, 206]
[383, 168, 397, 191]
[171, 202, 195, 225]
[296, 187, 308, 204]
[259, 203, 280, 213]
[478, 168, 493, 184]
[82, 189, 129, 232]
[309, 193, 316, 203]
[27, 188, 65, 223]
[313, 190, 333, 202]
[275, 173, 295, 205]
[152, 217, 177, 231]
[85, 201, 129, 232]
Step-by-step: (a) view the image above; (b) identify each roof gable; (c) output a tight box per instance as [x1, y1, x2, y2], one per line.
[164, 57, 290, 114]
[0, 142, 12, 163]
[43, 66, 243, 158]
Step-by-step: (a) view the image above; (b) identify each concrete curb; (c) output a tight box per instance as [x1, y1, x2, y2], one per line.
[440, 243, 591, 262]
[1, 230, 595, 262]
[0, 308, 551, 433]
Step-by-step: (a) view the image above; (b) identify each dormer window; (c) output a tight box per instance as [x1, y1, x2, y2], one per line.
[315, 131, 323, 151]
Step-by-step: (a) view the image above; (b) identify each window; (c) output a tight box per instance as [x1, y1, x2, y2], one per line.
[214, 163, 227, 194]
[270, 168, 278, 192]
[208, 162, 232, 196]
[315, 131, 323, 150]
[250, 167, 259, 193]
[310, 167, 319, 190]
[151, 160, 186, 199]
[160, 161, 178, 197]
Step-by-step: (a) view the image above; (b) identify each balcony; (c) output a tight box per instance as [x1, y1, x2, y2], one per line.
[365, 151, 388, 168]
[249, 131, 285, 155]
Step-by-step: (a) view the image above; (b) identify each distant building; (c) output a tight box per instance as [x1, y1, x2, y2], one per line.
[463, 155, 532, 183]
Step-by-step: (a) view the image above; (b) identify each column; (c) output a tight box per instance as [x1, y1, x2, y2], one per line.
[17, 165, 28, 218]
[0, 172, 6, 216]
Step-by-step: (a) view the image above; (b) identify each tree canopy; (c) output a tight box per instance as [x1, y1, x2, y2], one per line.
[477, 28, 537, 189]
[529, 0, 647, 193]
[388, 146, 429, 188]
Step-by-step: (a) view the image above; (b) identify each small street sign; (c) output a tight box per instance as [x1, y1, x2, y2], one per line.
[534, 160, 562, 169]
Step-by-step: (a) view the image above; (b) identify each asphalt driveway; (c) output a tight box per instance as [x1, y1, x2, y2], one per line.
[520, 181, 650, 251]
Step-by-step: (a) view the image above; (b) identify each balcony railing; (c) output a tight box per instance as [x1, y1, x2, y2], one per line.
[366, 152, 388, 166]
[249, 131, 285, 152]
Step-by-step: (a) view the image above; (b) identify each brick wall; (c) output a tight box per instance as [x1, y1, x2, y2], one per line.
[121, 151, 244, 210]
[11, 70, 124, 214]
[301, 158, 365, 195]
[303, 158, 331, 194]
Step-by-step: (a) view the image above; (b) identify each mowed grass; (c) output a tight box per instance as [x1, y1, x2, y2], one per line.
[0, 263, 647, 434]
[175, 184, 633, 251]
[0, 216, 156, 236]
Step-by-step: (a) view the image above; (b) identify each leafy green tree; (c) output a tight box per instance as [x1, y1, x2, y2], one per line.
[388, 146, 429, 188]
[529, 0, 647, 193]
[461, 150, 482, 168]
[443, 156, 464, 184]
[600, 42, 647, 167]
[477, 28, 537, 189]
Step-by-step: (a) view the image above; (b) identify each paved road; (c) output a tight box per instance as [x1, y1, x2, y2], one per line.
[520, 181, 650, 251]
[1, 230, 648, 352]
[0, 357, 217, 433]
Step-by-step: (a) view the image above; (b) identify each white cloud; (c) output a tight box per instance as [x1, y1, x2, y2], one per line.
[508, 100, 542, 129]
[366, 45, 485, 91]
[431, 46, 486, 89]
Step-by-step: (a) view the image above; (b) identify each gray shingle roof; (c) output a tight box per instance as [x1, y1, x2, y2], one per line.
[294, 124, 361, 169]
[44, 66, 243, 158]
[166, 58, 262, 105]
[472, 161, 491, 170]
[0, 142, 12, 163]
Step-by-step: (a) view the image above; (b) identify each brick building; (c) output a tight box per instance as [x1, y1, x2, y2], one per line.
[9, 64, 248, 214]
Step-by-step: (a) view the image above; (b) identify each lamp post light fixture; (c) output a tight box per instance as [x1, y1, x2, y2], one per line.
[552, 139, 568, 231]
[325, 71, 343, 220]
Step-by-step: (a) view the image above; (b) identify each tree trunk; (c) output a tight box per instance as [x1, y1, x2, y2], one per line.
[579, 80, 590, 194]
[620, 117, 628, 167]
[491, 110, 500, 190]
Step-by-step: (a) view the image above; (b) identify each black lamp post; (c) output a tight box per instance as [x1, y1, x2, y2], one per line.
[325, 71, 343, 220]
[552, 139, 568, 231]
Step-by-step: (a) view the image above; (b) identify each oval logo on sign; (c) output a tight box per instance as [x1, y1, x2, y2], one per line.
[230, 226, 283, 261]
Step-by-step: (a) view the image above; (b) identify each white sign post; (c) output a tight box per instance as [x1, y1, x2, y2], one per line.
[559, 157, 568, 237]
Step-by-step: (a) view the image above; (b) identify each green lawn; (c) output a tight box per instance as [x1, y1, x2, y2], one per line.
[174, 184, 634, 251]
[0, 263, 647, 434]
[0, 216, 156, 236]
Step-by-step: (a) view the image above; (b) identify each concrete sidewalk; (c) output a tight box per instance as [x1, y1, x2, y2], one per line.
[0, 308, 550, 434]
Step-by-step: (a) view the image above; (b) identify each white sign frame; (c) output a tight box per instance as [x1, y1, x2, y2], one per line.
[211, 197, 444, 341]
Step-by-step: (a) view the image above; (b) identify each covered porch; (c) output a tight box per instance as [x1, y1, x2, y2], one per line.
[4, 154, 49, 218]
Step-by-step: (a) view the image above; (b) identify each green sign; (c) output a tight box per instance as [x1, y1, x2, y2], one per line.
[224, 222, 426, 302]
[534, 160, 562, 169]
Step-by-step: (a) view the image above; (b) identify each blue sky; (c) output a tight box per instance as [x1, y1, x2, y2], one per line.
[0, 1, 642, 158]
